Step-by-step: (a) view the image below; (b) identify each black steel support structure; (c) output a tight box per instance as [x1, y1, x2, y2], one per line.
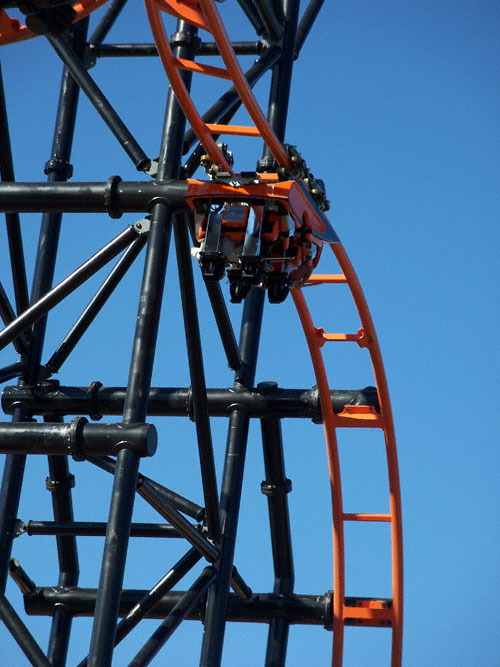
[87, 18, 197, 666]
[0, 17, 89, 604]
[0, 2, 377, 665]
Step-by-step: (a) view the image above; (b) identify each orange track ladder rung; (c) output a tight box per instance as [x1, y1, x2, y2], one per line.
[314, 326, 369, 348]
[343, 599, 394, 627]
[306, 273, 347, 284]
[205, 123, 262, 137]
[336, 405, 384, 428]
[174, 58, 231, 79]
[343, 513, 392, 522]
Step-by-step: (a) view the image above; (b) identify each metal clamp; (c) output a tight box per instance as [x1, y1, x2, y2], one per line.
[260, 478, 292, 497]
[44, 157, 73, 179]
[87, 381, 103, 421]
[45, 473, 75, 492]
[69, 416, 88, 461]
[104, 174, 123, 219]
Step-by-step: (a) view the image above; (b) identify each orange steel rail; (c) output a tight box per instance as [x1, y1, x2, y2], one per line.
[293, 241, 403, 667]
[0, 1, 109, 45]
[1, 2, 403, 662]
[145, 0, 292, 173]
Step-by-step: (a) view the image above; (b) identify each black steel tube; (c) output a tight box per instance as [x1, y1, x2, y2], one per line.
[235, 287, 266, 387]
[113, 547, 201, 648]
[260, 418, 294, 588]
[204, 282, 242, 371]
[137, 480, 219, 562]
[87, 455, 205, 522]
[253, 0, 283, 41]
[25, 588, 335, 627]
[88, 0, 128, 46]
[2, 383, 380, 419]
[129, 566, 217, 666]
[174, 212, 220, 539]
[0, 361, 26, 383]
[200, 406, 253, 665]
[46, 234, 147, 373]
[236, 0, 266, 35]
[47, 571, 76, 667]
[200, 262, 268, 666]
[265, 619, 291, 666]
[77, 548, 202, 667]
[0, 21, 87, 595]
[182, 44, 281, 154]
[46, 439, 79, 667]
[0, 442, 26, 592]
[9, 558, 36, 596]
[92, 41, 263, 58]
[0, 180, 189, 213]
[0, 61, 29, 315]
[46, 33, 150, 171]
[260, 0, 300, 169]
[87, 447, 140, 666]
[0, 594, 51, 667]
[0, 225, 139, 352]
[0, 281, 27, 354]
[87, 21, 197, 664]
[25, 521, 191, 538]
[0, 422, 157, 457]
[260, 417, 294, 667]
[26, 16, 90, 380]
[295, 0, 326, 55]
[46, 455, 79, 575]
[255, 5, 302, 660]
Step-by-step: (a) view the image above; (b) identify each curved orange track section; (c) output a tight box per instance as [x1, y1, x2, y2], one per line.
[332, 243, 403, 666]
[291, 287, 346, 665]
[293, 241, 403, 666]
[145, 0, 292, 172]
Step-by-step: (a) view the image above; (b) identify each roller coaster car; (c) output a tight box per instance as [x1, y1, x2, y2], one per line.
[186, 174, 339, 304]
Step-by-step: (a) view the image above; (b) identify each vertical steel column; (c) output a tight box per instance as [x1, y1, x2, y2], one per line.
[0, 19, 88, 594]
[260, 417, 294, 667]
[262, 3, 300, 662]
[87, 20, 197, 666]
[0, 61, 29, 316]
[201, 2, 301, 663]
[173, 214, 221, 540]
[200, 291, 265, 666]
[46, 417, 79, 666]
[259, 0, 300, 171]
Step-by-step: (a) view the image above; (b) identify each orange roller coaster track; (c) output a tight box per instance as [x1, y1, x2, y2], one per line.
[0, 1, 402, 665]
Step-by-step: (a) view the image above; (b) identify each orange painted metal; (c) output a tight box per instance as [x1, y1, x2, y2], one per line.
[145, 0, 293, 172]
[147, 0, 208, 30]
[343, 513, 392, 522]
[292, 239, 403, 666]
[145, 0, 233, 171]
[197, 0, 292, 170]
[0, 1, 109, 45]
[314, 327, 367, 346]
[336, 405, 384, 429]
[306, 274, 347, 284]
[185, 177, 336, 243]
[291, 287, 346, 665]
[205, 123, 262, 137]
[344, 599, 394, 627]
[174, 58, 231, 79]
[332, 243, 403, 667]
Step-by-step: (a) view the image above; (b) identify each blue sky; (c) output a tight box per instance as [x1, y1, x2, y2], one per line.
[0, 1, 499, 665]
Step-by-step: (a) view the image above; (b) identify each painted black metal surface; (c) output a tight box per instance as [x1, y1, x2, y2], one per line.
[0, 2, 358, 665]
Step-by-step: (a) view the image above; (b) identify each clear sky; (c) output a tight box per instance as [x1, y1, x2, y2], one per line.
[0, 1, 499, 665]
